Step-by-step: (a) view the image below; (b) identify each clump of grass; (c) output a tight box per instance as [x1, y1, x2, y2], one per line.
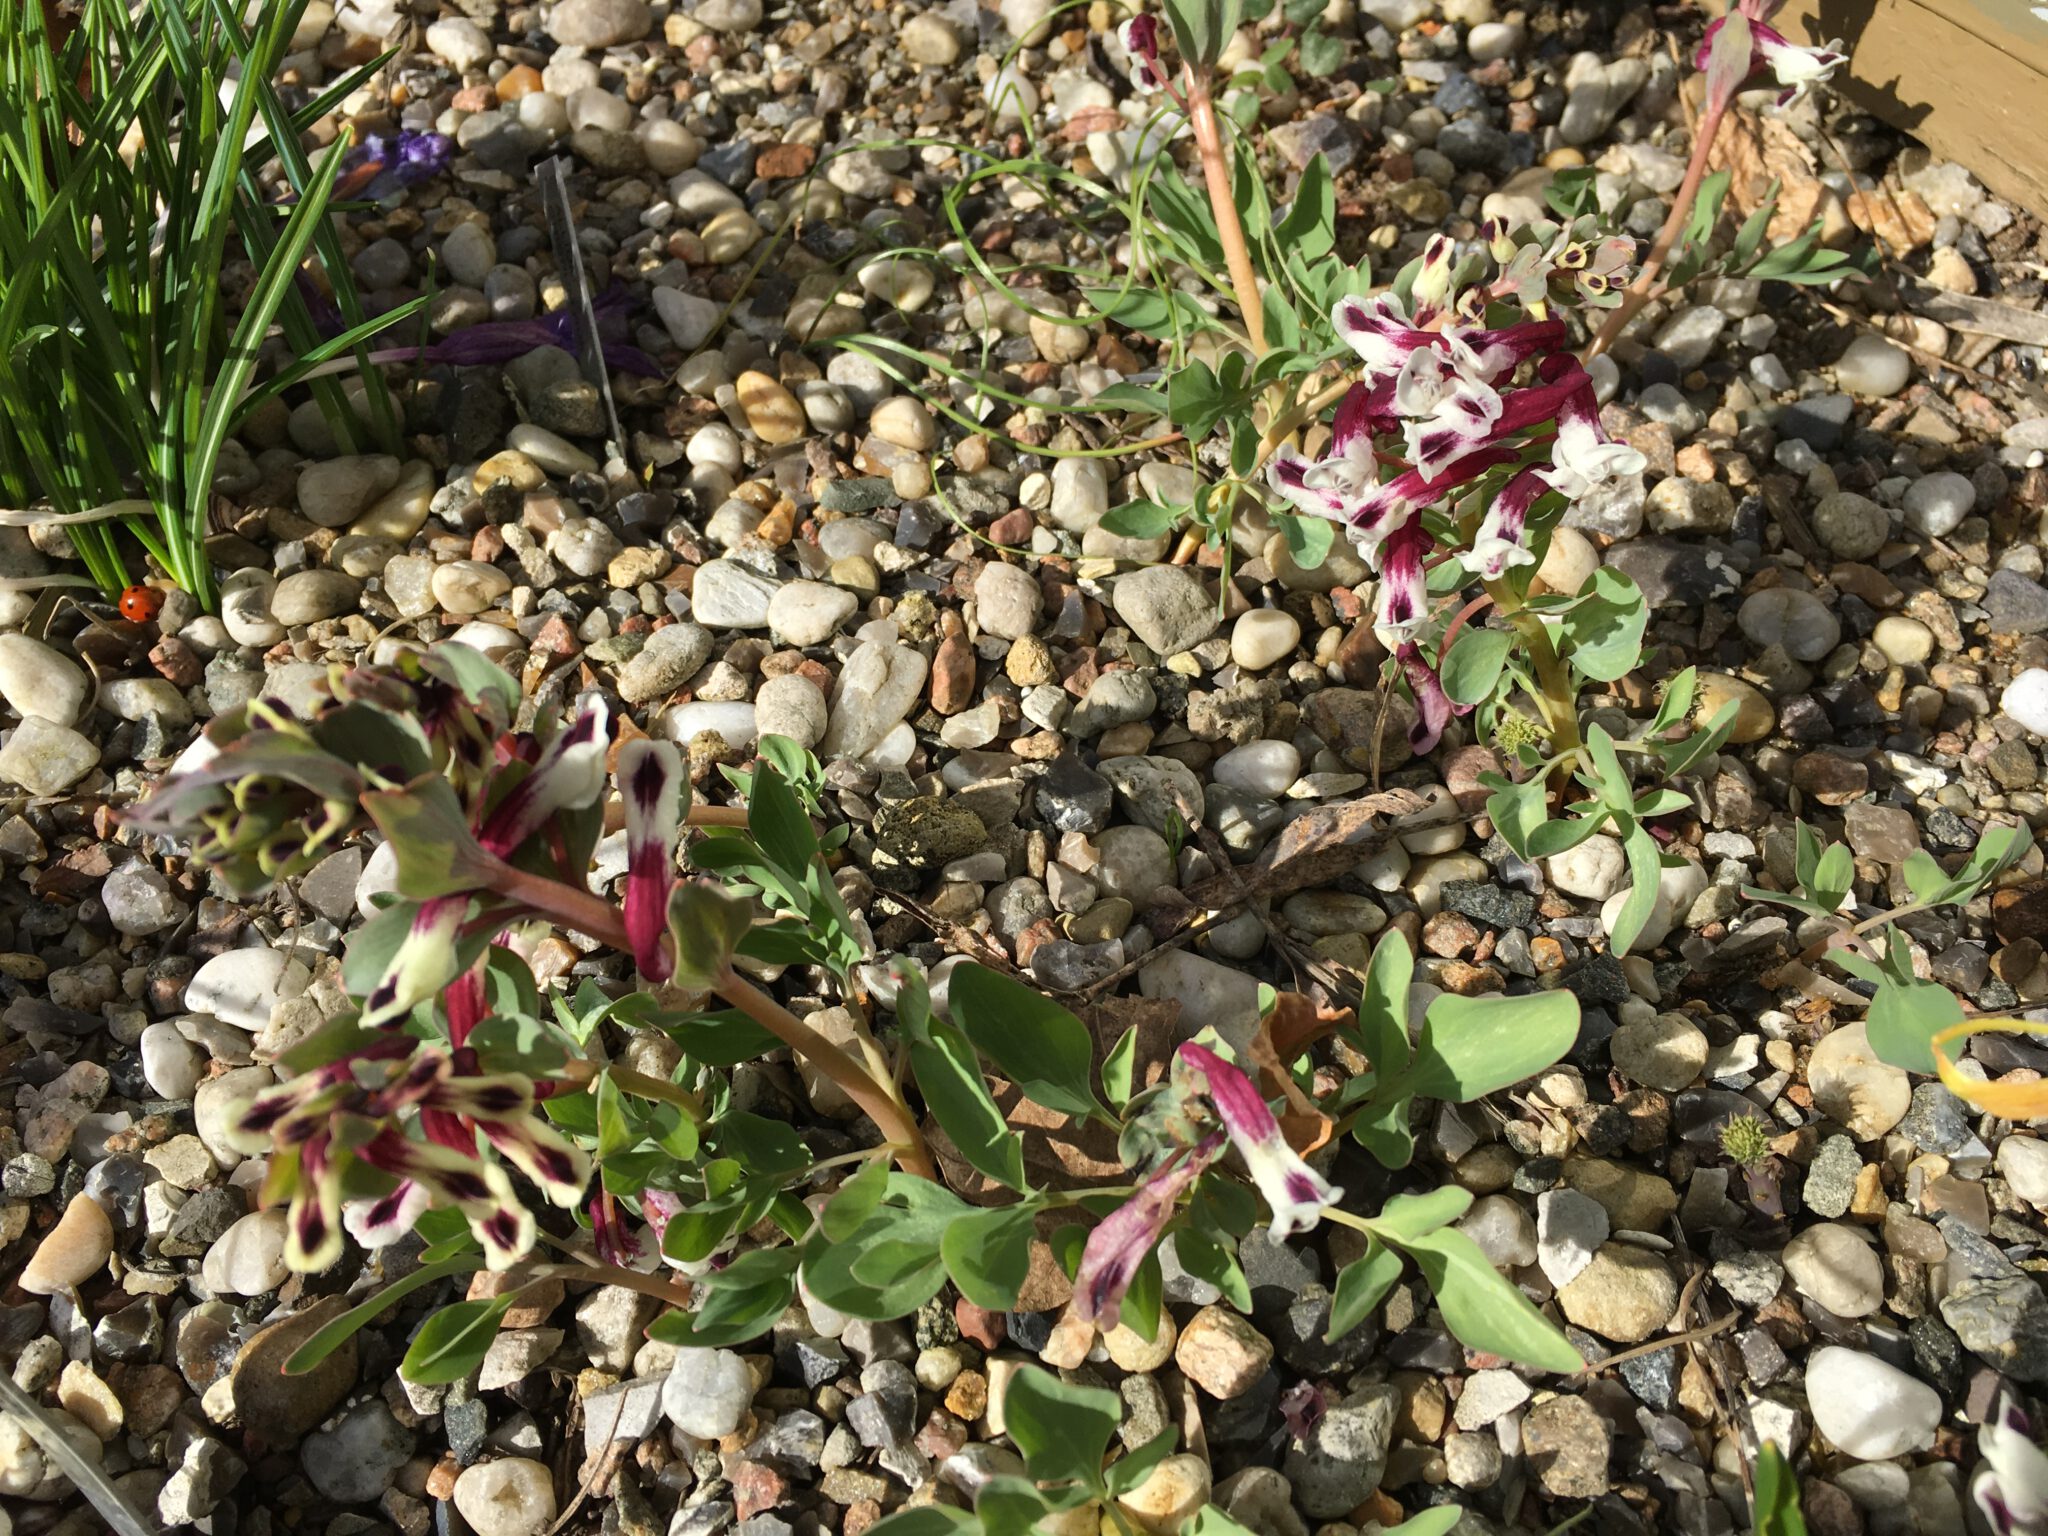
[1719, 1112, 1775, 1168]
[0, 0, 417, 608]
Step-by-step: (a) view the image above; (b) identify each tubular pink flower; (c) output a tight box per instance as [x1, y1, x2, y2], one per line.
[1175, 1044, 1342, 1239]
[1332, 293, 1443, 381]
[619, 739, 685, 982]
[1375, 521, 1432, 639]
[284, 1133, 347, 1272]
[344, 1178, 430, 1251]
[1118, 14, 1169, 91]
[1397, 641, 1469, 756]
[1976, 1396, 2048, 1536]
[475, 697, 611, 857]
[1460, 467, 1550, 580]
[361, 894, 469, 1030]
[1408, 234, 1459, 328]
[1537, 381, 1647, 515]
[1395, 340, 1504, 481]
[1073, 1133, 1225, 1326]
[1694, 12, 1846, 107]
[356, 1127, 536, 1269]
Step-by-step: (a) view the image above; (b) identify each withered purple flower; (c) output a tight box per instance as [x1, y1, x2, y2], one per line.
[1072, 1133, 1223, 1326]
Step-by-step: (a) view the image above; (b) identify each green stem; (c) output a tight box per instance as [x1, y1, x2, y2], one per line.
[1484, 577, 1582, 774]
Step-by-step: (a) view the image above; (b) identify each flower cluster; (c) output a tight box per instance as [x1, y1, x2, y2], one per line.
[1073, 1042, 1342, 1325]
[129, 648, 720, 1272]
[337, 128, 454, 204]
[1266, 235, 1648, 749]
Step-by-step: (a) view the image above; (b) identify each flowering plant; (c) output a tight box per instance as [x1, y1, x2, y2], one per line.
[135, 642, 1585, 1399]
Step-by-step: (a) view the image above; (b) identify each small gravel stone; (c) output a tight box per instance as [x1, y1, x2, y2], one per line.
[1174, 1305, 1273, 1397]
[1904, 471, 1975, 537]
[20, 1193, 113, 1294]
[1610, 1012, 1708, 1092]
[1521, 1395, 1613, 1497]
[1834, 334, 1912, 397]
[1557, 1244, 1678, 1342]
[1783, 1222, 1884, 1317]
[1811, 491, 1890, 560]
[454, 1458, 559, 1536]
[663, 1348, 755, 1437]
[1113, 566, 1219, 657]
[1805, 1347, 1940, 1458]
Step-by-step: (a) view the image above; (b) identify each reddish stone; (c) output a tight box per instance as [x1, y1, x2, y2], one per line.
[451, 84, 496, 112]
[756, 143, 817, 179]
[986, 507, 1034, 547]
[914, 1409, 968, 1461]
[930, 634, 975, 715]
[954, 1299, 1005, 1349]
[532, 613, 580, 658]
[731, 1460, 788, 1520]
[149, 636, 203, 688]
[843, 1500, 884, 1536]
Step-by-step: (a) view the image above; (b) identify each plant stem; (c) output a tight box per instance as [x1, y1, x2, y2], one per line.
[527, 1259, 694, 1310]
[562, 1059, 705, 1120]
[1585, 99, 1729, 361]
[1484, 576, 1582, 775]
[483, 858, 935, 1180]
[716, 964, 936, 1181]
[1185, 68, 1266, 354]
[686, 805, 750, 829]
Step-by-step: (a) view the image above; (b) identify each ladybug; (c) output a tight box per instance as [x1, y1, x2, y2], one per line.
[118, 585, 164, 624]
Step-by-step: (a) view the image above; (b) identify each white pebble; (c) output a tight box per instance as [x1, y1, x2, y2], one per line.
[2003, 669, 2048, 737]
[1804, 1347, 1941, 1459]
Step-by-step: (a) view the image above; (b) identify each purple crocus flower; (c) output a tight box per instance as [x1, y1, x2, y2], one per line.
[1072, 1133, 1224, 1326]
[1176, 1043, 1342, 1239]
[338, 129, 454, 204]
[423, 285, 665, 378]
[1976, 1396, 2048, 1536]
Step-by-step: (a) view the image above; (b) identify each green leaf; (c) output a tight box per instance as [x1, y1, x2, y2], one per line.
[1351, 1095, 1416, 1169]
[1000, 1366, 1121, 1488]
[1865, 978, 1963, 1076]
[594, 1071, 632, 1161]
[910, 1018, 1030, 1192]
[1118, 1247, 1164, 1341]
[1399, 990, 1579, 1103]
[1752, 1441, 1810, 1536]
[361, 777, 493, 897]
[1371, 1187, 1474, 1241]
[1358, 931, 1414, 1077]
[949, 963, 1103, 1120]
[1526, 811, 1609, 860]
[285, 1255, 476, 1375]
[1379, 1513, 1464, 1536]
[1280, 511, 1335, 569]
[1327, 1237, 1402, 1342]
[1274, 153, 1335, 262]
[940, 1204, 1038, 1312]
[1658, 699, 1741, 776]
[1608, 825, 1664, 956]
[1104, 1428, 1181, 1498]
[1482, 773, 1550, 862]
[1102, 1025, 1140, 1112]
[1584, 725, 1633, 814]
[648, 1248, 798, 1348]
[1101, 500, 1181, 539]
[666, 882, 755, 989]
[821, 1158, 891, 1241]
[1441, 629, 1513, 708]
[1186, 1508, 1260, 1536]
[747, 756, 818, 878]
[1650, 667, 1699, 735]
[1560, 569, 1649, 683]
[859, 1511, 977, 1536]
[399, 1295, 512, 1385]
[1172, 1229, 1252, 1313]
[1396, 1227, 1584, 1372]
[1297, 22, 1344, 75]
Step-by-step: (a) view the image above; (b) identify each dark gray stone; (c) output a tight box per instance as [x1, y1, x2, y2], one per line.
[1774, 394, 1854, 451]
[1441, 880, 1536, 930]
[1986, 570, 2048, 636]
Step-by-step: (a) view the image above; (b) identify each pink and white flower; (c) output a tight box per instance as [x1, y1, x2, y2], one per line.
[1119, 14, 1169, 92]
[619, 739, 686, 982]
[1176, 1043, 1341, 1238]
[1976, 1396, 2048, 1536]
[1072, 1133, 1223, 1326]
[1695, 1, 1846, 108]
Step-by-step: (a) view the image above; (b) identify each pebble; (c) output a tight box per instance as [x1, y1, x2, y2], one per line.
[1737, 587, 1841, 662]
[1117, 1455, 1210, 1534]
[432, 560, 512, 615]
[754, 674, 829, 749]
[1230, 609, 1300, 671]
[2001, 669, 2048, 736]
[0, 720, 108, 794]
[20, 1193, 113, 1294]
[1113, 565, 1219, 657]
[1872, 615, 1934, 666]
[187, 947, 310, 1030]
[1807, 1022, 1911, 1139]
[768, 581, 859, 647]
[871, 397, 937, 452]
[654, 288, 722, 351]
[1904, 471, 1975, 538]
[1174, 1305, 1273, 1397]
[1547, 835, 1626, 901]
[1783, 1222, 1884, 1317]
[301, 1401, 415, 1504]
[1811, 491, 1890, 560]
[1695, 672, 1774, 742]
[974, 563, 1043, 641]
[691, 559, 781, 629]
[1557, 1244, 1678, 1342]
[1211, 740, 1299, 798]
[1536, 1188, 1608, 1289]
[1522, 1395, 1613, 1497]
[453, 1458, 559, 1536]
[1283, 1384, 1398, 1518]
[297, 454, 401, 528]
[102, 866, 183, 936]
[201, 1209, 290, 1296]
[1805, 1347, 1941, 1458]
[0, 633, 90, 727]
[738, 371, 805, 445]
[1610, 1012, 1708, 1092]
[271, 570, 360, 626]
[141, 1021, 205, 1099]
[617, 623, 713, 704]
[1835, 334, 1912, 397]
[1997, 1135, 2048, 1207]
[663, 1348, 755, 1437]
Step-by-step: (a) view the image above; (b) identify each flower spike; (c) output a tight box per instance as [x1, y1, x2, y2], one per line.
[1175, 1044, 1342, 1239]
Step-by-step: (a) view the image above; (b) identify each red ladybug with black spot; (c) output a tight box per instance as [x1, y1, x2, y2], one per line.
[118, 585, 164, 624]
